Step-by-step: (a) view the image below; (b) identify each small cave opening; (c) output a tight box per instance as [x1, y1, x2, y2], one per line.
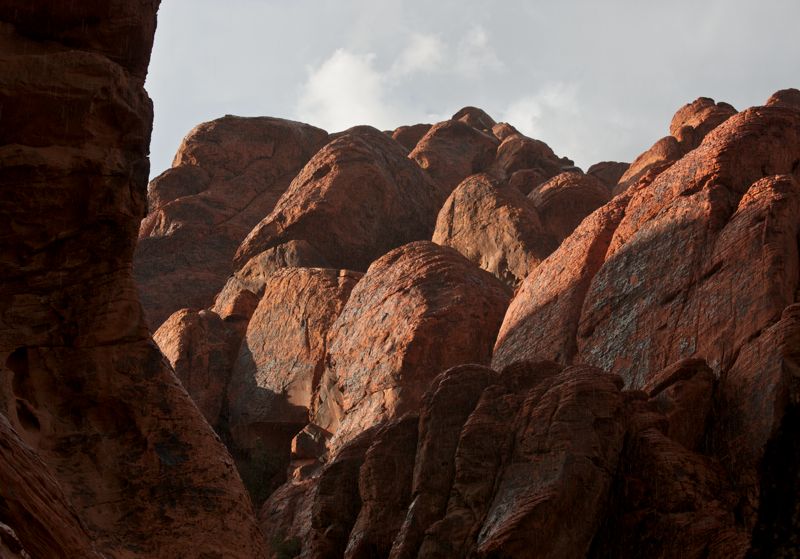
[746, 401, 800, 557]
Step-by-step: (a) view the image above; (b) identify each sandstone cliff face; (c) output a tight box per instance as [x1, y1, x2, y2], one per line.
[0, 3, 266, 557]
[529, 170, 611, 243]
[237, 126, 443, 271]
[492, 94, 800, 557]
[226, 267, 362, 502]
[4, 5, 799, 555]
[135, 116, 328, 329]
[312, 241, 511, 452]
[432, 173, 557, 287]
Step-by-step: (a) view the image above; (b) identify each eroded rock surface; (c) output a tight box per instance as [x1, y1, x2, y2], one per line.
[4, 11, 799, 553]
[0, 3, 266, 557]
[529, 171, 611, 242]
[226, 267, 361, 502]
[432, 174, 557, 286]
[410, 120, 499, 195]
[312, 241, 511, 452]
[237, 126, 443, 271]
[135, 116, 328, 329]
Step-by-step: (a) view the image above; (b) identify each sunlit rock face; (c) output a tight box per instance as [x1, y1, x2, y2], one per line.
[3, 5, 800, 555]
[135, 115, 329, 330]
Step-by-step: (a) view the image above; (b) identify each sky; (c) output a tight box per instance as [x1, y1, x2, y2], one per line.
[145, 0, 800, 178]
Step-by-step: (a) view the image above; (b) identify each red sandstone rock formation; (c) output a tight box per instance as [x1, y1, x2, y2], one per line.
[237, 126, 443, 271]
[452, 106, 497, 132]
[766, 87, 800, 110]
[154, 308, 243, 426]
[669, 96, 738, 151]
[392, 123, 433, 152]
[409, 119, 499, 194]
[614, 97, 737, 194]
[0, 2, 266, 557]
[493, 193, 630, 369]
[529, 170, 611, 242]
[3, 5, 799, 553]
[587, 161, 630, 190]
[312, 241, 511, 452]
[493, 95, 800, 556]
[212, 239, 330, 321]
[493, 133, 573, 183]
[432, 174, 557, 286]
[135, 116, 328, 329]
[226, 267, 361, 502]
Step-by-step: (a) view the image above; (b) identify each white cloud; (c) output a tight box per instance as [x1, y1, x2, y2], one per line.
[454, 25, 504, 78]
[502, 83, 587, 165]
[296, 48, 396, 132]
[503, 82, 579, 136]
[390, 33, 446, 76]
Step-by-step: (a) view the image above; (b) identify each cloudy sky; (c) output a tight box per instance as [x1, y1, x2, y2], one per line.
[146, 0, 799, 177]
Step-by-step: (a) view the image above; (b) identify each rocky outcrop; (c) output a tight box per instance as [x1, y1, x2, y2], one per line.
[409, 120, 499, 195]
[529, 171, 611, 242]
[135, 116, 328, 329]
[226, 267, 361, 502]
[153, 308, 243, 427]
[0, 2, 266, 557]
[590, 392, 748, 559]
[392, 123, 432, 152]
[312, 241, 511, 452]
[344, 416, 419, 559]
[614, 135, 683, 195]
[237, 126, 443, 271]
[212, 239, 330, 320]
[0, 415, 101, 558]
[432, 174, 557, 286]
[493, 193, 630, 369]
[414, 364, 627, 559]
[766, 87, 800, 110]
[452, 106, 497, 132]
[493, 133, 573, 181]
[669, 97, 737, 151]
[614, 97, 737, 195]
[492, 96, 800, 557]
[587, 161, 629, 191]
[497, 104, 800, 388]
[4, 7, 799, 552]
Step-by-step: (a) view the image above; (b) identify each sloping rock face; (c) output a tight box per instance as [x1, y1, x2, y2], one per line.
[226, 267, 361, 502]
[0, 415, 101, 558]
[669, 97, 738, 151]
[452, 106, 497, 132]
[312, 241, 511, 452]
[614, 97, 737, 195]
[432, 174, 557, 286]
[268, 361, 629, 559]
[493, 193, 630, 369]
[497, 104, 800, 386]
[412, 364, 627, 559]
[493, 96, 800, 557]
[237, 126, 443, 271]
[493, 133, 573, 182]
[766, 87, 800, 110]
[135, 116, 328, 329]
[0, 3, 266, 557]
[5, 7, 800, 552]
[154, 308, 243, 427]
